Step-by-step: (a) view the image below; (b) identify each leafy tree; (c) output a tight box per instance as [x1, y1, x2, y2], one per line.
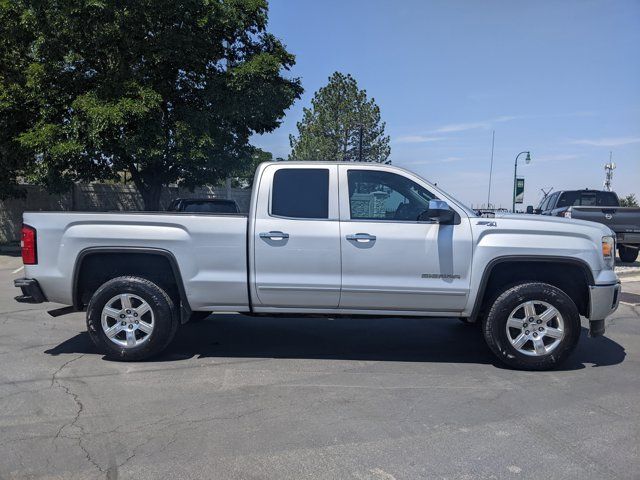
[5, 0, 302, 209]
[620, 193, 638, 207]
[0, 1, 37, 199]
[230, 147, 273, 188]
[289, 72, 390, 163]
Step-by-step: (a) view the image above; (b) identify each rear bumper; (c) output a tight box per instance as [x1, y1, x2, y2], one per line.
[14, 278, 47, 304]
[587, 281, 621, 337]
[616, 233, 640, 245]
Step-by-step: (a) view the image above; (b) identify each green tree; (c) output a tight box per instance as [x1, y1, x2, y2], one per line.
[0, 1, 37, 199]
[289, 72, 390, 163]
[5, 0, 302, 209]
[620, 193, 638, 207]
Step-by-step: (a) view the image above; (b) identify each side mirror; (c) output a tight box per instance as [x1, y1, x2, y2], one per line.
[534, 208, 542, 214]
[526, 205, 534, 214]
[418, 199, 455, 224]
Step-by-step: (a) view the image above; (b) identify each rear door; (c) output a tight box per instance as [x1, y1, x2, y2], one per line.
[252, 164, 341, 308]
[337, 165, 472, 312]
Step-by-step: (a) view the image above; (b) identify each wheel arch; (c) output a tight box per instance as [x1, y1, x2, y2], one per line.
[72, 247, 191, 316]
[470, 255, 594, 322]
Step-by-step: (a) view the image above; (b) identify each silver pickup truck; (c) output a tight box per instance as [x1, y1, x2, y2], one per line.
[14, 162, 620, 370]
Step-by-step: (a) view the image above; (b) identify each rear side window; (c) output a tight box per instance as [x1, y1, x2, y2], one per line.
[271, 168, 329, 219]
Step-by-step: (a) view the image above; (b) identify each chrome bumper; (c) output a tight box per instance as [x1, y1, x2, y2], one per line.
[587, 282, 621, 337]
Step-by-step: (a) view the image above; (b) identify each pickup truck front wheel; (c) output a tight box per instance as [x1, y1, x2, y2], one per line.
[86, 276, 179, 361]
[482, 282, 581, 371]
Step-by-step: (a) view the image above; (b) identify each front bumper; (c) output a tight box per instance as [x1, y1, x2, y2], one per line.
[587, 281, 621, 337]
[14, 278, 47, 304]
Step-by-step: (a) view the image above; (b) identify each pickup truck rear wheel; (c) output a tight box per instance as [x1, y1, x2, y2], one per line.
[618, 245, 638, 263]
[86, 276, 179, 361]
[482, 282, 581, 371]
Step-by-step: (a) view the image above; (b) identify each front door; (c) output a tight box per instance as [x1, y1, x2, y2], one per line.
[252, 165, 341, 308]
[338, 166, 472, 312]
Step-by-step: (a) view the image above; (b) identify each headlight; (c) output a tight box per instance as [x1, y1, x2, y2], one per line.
[602, 235, 615, 268]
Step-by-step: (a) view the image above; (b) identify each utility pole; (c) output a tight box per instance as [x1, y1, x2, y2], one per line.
[358, 125, 364, 162]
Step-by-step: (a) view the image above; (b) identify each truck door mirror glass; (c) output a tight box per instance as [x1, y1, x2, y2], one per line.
[418, 200, 454, 224]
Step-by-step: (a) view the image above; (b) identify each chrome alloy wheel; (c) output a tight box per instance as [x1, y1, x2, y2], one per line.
[101, 293, 154, 348]
[505, 300, 565, 356]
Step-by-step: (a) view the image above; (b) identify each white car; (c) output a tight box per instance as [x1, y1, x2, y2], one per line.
[14, 162, 620, 370]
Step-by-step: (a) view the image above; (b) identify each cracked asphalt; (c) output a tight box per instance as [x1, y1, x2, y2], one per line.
[1, 254, 639, 480]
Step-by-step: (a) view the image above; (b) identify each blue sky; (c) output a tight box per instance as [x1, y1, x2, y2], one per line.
[254, 0, 640, 209]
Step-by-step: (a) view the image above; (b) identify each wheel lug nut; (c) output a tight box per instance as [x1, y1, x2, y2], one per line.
[525, 330, 530, 335]
[135, 320, 139, 324]
[121, 321, 126, 326]
[523, 323, 528, 328]
[128, 324, 133, 329]
[537, 319, 542, 324]
[120, 314, 125, 319]
[533, 332, 538, 337]
[133, 313, 138, 317]
[529, 317, 534, 322]
[539, 327, 544, 332]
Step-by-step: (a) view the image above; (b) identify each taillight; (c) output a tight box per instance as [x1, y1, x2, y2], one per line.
[21, 224, 37, 265]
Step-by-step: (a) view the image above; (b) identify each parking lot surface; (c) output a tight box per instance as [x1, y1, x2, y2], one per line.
[1, 254, 639, 480]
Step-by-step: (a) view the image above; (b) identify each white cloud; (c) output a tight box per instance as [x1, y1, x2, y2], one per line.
[570, 137, 640, 147]
[534, 154, 580, 163]
[431, 115, 522, 133]
[395, 135, 447, 144]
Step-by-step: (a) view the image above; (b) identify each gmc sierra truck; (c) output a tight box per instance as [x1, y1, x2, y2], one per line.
[532, 189, 640, 263]
[14, 162, 620, 370]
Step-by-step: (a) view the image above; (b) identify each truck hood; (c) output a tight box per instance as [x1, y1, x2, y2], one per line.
[492, 212, 615, 236]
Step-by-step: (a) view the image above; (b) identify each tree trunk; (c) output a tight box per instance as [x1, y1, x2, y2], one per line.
[139, 181, 162, 211]
[128, 165, 162, 211]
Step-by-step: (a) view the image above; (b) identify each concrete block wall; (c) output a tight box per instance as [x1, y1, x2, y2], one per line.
[0, 183, 252, 243]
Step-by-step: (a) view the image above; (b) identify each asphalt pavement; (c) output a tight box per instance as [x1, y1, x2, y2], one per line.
[0, 254, 639, 480]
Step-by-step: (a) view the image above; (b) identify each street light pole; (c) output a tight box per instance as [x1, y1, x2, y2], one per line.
[513, 151, 531, 212]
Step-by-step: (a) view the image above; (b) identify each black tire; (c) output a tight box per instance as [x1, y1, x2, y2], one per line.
[86, 276, 179, 361]
[482, 282, 581, 371]
[188, 311, 211, 323]
[618, 245, 638, 263]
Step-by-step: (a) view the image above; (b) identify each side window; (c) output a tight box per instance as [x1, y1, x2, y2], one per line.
[271, 168, 329, 219]
[347, 170, 436, 221]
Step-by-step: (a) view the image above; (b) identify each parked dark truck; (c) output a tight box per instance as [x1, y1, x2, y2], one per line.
[531, 189, 640, 263]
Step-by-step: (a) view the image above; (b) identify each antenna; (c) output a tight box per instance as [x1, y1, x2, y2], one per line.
[603, 151, 616, 192]
[486, 130, 495, 208]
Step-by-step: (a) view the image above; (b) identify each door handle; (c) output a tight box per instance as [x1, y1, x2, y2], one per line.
[346, 233, 376, 242]
[259, 231, 289, 240]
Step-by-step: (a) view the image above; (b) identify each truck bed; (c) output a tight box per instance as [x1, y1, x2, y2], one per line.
[22, 211, 250, 310]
